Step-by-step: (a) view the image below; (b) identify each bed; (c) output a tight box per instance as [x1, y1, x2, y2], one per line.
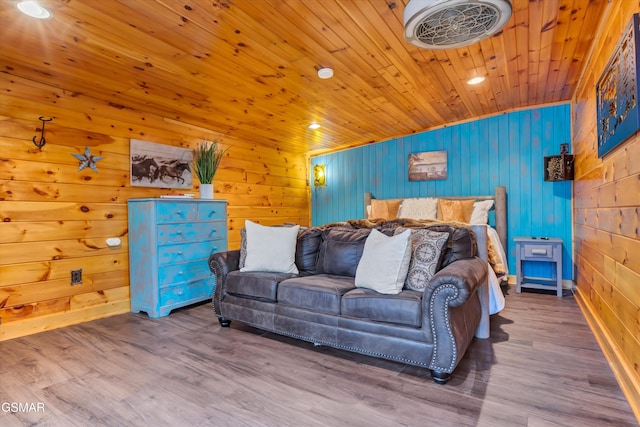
[364, 186, 508, 315]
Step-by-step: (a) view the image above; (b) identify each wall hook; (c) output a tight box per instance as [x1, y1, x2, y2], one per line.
[33, 116, 52, 150]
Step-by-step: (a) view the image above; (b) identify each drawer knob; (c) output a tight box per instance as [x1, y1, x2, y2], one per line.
[177, 251, 183, 255]
[531, 248, 547, 255]
[178, 271, 183, 275]
[177, 290, 183, 296]
[176, 210, 182, 214]
[177, 231, 182, 234]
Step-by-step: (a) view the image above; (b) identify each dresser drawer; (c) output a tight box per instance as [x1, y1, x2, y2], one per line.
[157, 222, 227, 245]
[156, 202, 197, 223]
[198, 203, 226, 221]
[522, 243, 554, 259]
[159, 259, 212, 286]
[158, 240, 226, 265]
[159, 278, 214, 307]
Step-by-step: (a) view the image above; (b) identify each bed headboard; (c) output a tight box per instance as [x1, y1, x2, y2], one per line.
[364, 186, 507, 250]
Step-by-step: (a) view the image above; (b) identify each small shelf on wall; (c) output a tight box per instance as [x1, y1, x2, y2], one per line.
[544, 154, 574, 181]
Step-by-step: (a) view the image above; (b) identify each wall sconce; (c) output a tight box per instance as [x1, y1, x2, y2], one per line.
[313, 164, 327, 187]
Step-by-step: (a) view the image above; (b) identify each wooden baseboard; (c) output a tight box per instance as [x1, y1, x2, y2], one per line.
[0, 300, 130, 341]
[574, 289, 640, 423]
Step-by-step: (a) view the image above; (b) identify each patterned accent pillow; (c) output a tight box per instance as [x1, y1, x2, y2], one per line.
[395, 228, 450, 291]
[239, 227, 247, 269]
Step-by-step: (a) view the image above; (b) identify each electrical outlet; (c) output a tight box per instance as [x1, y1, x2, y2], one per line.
[70, 269, 83, 285]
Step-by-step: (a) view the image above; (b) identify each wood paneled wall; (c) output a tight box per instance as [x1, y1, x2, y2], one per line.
[0, 76, 309, 341]
[571, 2, 640, 419]
[311, 105, 573, 280]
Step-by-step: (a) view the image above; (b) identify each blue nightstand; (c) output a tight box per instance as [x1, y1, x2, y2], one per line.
[514, 237, 563, 297]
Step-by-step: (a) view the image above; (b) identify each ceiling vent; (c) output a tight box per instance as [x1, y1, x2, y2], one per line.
[404, 0, 512, 49]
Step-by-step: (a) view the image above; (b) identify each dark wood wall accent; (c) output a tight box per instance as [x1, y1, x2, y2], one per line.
[571, 1, 640, 419]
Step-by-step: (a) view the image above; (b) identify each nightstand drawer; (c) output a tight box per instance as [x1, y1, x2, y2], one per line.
[157, 202, 197, 223]
[522, 244, 553, 258]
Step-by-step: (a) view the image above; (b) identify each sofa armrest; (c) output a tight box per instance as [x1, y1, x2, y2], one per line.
[424, 256, 487, 308]
[209, 250, 240, 316]
[422, 257, 487, 374]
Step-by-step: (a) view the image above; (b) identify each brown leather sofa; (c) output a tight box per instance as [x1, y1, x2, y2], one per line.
[208, 221, 488, 383]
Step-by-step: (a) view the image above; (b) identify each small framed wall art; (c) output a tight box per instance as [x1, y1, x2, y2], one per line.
[596, 13, 640, 158]
[408, 150, 447, 181]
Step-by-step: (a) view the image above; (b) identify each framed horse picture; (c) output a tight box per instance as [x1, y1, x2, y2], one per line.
[130, 139, 193, 189]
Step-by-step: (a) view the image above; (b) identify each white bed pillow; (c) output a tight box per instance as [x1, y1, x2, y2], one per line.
[470, 200, 494, 225]
[397, 197, 438, 220]
[355, 229, 411, 294]
[240, 220, 300, 274]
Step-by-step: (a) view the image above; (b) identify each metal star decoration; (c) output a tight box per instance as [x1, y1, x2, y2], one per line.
[72, 146, 103, 173]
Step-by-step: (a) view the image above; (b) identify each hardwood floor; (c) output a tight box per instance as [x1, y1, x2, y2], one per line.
[0, 288, 637, 426]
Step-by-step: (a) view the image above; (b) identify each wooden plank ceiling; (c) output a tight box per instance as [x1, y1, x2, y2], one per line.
[0, 0, 608, 154]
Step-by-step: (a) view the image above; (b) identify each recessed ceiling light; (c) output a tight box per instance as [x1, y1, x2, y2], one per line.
[17, 1, 52, 19]
[467, 76, 485, 85]
[308, 123, 321, 130]
[317, 67, 334, 79]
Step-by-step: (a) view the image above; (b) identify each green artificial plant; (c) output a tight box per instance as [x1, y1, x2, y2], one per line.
[192, 139, 228, 184]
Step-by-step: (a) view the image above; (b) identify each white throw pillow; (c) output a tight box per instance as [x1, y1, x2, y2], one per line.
[470, 200, 494, 225]
[240, 220, 300, 274]
[355, 229, 411, 294]
[397, 197, 438, 220]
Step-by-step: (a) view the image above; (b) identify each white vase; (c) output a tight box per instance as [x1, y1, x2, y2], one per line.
[199, 183, 214, 199]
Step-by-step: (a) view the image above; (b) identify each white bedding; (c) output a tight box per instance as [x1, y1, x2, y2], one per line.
[486, 226, 508, 314]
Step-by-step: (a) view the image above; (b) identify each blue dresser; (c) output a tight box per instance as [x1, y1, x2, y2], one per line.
[128, 198, 228, 318]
